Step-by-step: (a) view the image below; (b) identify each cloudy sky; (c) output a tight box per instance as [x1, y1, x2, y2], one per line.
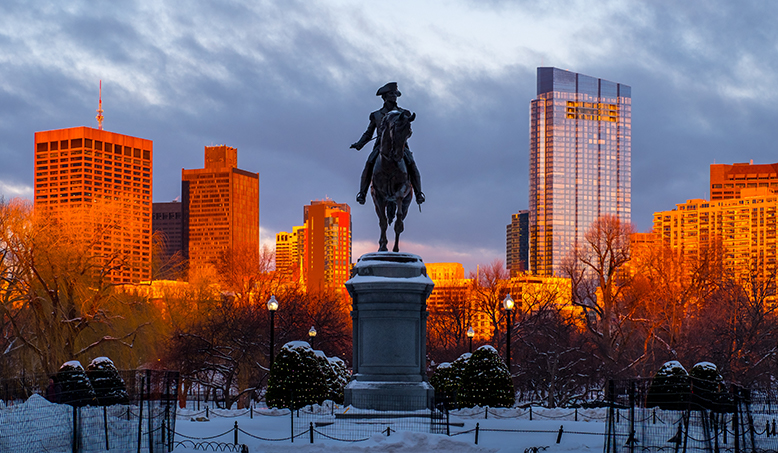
[1, 0, 776, 273]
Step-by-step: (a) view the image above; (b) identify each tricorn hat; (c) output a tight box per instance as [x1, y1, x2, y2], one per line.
[376, 82, 401, 97]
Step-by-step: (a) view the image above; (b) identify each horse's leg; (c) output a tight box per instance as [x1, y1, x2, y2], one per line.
[373, 193, 388, 252]
[393, 191, 413, 252]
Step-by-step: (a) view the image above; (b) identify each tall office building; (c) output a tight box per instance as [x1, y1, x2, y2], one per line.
[34, 126, 153, 283]
[529, 67, 631, 276]
[275, 226, 305, 279]
[301, 199, 352, 294]
[152, 201, 184, 265]
[182, 145, 259, 273]
[506, 211, 529, 276]
[710, 161, 778, 201]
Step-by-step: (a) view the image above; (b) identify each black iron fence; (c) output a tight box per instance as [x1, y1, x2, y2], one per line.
[0, 370, 179, 453]
[605, 379, 778, 453]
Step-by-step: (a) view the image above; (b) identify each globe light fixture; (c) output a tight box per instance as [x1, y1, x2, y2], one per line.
[267, 295, 279, 369]
[503, 293, 514, 371]
[466, 326, 475, 353]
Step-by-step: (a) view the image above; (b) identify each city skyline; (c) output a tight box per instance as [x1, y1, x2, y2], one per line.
[2, 1, 778, 274]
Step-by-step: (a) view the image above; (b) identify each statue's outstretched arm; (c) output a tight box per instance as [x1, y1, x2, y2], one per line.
[351, 114, 377, 150]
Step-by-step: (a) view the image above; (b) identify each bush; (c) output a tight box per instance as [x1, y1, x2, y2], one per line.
[457, 346, 514, 408]
[87, 357, 129, 406]
[323, 356, 349, 404]
[689, 362, 731, 412]
[57, 361, 97, 407]
[266, 341, 346, 409]
[430, 353, 470, 403]
[646, 361, 690, 410]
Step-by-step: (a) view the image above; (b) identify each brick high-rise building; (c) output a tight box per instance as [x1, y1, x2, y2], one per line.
[506, 211, 529, 276]
[710, 161, 778, 201]
[275, 226, 305, 281]
[653, 188, 778, 284]
[182, 145, 259, 273]
[33, 126, 153, 283]
[301, 200, 352, 293]
[529, 67, 631, 276]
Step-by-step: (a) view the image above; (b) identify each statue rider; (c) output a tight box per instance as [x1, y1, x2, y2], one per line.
[351, 82, 425, 206]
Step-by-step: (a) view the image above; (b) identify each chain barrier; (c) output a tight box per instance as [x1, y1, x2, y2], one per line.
[311, 428, 371, 442]
[235, 427, 293, 442]
[174, 428, 234, 441]
[172, 440, 247, 452]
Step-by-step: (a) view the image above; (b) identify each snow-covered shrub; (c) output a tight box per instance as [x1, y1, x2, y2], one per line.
[689, 362, 731, 412]
[430, 353, 470, 402]
[324, 356, 350, 404]
[457, 346, 514, 408]
[646, 361, 690, 410]
[265, 341, 330, 409]
[87, 357, 129, 406]
[56, 361, 97, 407]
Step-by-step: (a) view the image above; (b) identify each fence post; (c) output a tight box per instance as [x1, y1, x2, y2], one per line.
[104, 406, 110, 450]
[556, 425, 564, 443]
[575, 408, 578, 422]
[475, 422, 480, 445]
[147, 369, 153, 453]
[250, 406, 253, 419]
[234, 421, 239, 445]
[205, 406, 209, 418]
[529, 406, 532, 421]
[290, 402, 294, 443]
[310, 422, 314, 443]
[137, 374, 145, 453]
[733, 385, 740, 453]
[485, 407, 488, 419]
[72, 405, 78, 453]
[629, 381, 636, 453]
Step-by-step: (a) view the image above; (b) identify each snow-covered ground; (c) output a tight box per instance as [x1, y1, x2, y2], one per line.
[173, 405, 607, 453]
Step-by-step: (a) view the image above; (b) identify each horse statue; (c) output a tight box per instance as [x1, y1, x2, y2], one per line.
[371, 109, 416, 252]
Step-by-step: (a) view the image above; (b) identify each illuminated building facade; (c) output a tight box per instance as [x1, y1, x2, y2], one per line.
[506, 211, 529, 276]
[152, 201, 183, 264]
[34, 126, 153, 283]
[529, 67, 631, 276]
[710, 161, 778, 201]
[653, 188, 778, 282]
[182, 145, 259, 272]
[275, 226, 305, 280]
[301, 200, 352, 293]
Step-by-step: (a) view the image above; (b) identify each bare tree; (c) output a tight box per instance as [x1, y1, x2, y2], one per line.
[561, 215, 636, 375]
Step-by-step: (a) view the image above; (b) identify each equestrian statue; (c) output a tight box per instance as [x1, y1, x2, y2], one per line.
[351, 82, 424, 252]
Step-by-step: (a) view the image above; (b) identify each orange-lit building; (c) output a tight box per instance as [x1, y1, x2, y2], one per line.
[275, 226, 305, 280]
[426, 262, 469, 315]
[506, 211, 529, 277]
[710, 161, 778, 201]
[653, 188, 778, 284]
[33, 126, 153, 283]
[182, 145, 259, 273]
[301, 200, 351, 294]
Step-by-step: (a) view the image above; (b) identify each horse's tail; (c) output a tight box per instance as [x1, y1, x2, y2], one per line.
[387, 201, 396, 225]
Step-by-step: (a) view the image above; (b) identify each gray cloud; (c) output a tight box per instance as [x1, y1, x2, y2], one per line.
[3, 0, 778, 272]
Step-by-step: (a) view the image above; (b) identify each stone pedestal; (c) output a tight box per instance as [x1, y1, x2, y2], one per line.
[344, 252, 435, 410]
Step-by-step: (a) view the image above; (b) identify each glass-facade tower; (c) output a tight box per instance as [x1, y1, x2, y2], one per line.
[529, 67, 631, 276]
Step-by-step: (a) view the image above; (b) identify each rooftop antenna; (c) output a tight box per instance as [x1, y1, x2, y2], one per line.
[96, 80, 104, 130]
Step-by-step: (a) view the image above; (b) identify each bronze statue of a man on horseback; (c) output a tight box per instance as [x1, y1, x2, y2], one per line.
[351, 82, 424, 252]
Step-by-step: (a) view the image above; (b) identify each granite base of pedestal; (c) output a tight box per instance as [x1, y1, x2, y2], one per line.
[343, 252, 435, 411]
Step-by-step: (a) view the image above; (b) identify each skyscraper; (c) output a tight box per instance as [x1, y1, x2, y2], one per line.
[529, 67, 631, 276]
[506, 211, 529, 276]
[182, 145, 259, 273]
[302, 200, 352, 294]
[152, 201, 184, 277]
[34, 126, 153, 283]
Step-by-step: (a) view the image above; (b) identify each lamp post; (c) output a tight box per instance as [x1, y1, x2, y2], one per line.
[466, 326, 475, 353]
[267, 295, 278, 370]
[503, 293, 515, 371]
[308, 326, 317, 349]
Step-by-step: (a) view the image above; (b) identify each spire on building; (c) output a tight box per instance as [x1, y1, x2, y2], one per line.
[96, 80, 104, 130]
